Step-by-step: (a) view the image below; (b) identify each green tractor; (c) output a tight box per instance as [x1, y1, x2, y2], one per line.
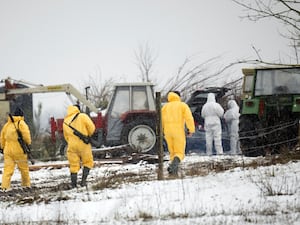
[239, 66, 300, 156]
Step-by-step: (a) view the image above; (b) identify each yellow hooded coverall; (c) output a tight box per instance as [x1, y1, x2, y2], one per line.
[63, 105, 95, 173]
[162, 92, 195, 161]
[1, 116, 32, 190]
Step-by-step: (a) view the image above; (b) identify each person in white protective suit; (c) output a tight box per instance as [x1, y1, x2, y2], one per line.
[224, 99, 241, 154]
[201, 93, 224, 155]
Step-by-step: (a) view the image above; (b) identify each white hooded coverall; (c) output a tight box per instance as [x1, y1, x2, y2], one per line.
[224, 99, 240, 154]
[201, 93, 224, 155]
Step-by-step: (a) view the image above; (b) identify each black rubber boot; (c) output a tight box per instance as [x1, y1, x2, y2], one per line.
[81, 167, 90, 187]
[168, 156, 180, 176]
[71, 173, 77, 188]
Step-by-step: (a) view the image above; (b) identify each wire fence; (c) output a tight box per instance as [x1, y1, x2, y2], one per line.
[239, 120, 298, 138]
[238, 119, 299, 155]
[0, 119, 299, 165]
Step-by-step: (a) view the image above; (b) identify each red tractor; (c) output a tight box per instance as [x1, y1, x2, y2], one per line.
[50, 83, 158, 156]
[0, 78, 157, 157]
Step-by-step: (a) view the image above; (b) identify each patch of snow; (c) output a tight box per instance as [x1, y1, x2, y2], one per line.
[0, 155, 299, 225]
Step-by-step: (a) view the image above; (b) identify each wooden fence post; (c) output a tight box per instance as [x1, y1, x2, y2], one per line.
[156, 92, 164, 180]
[298, 120, 300, 146]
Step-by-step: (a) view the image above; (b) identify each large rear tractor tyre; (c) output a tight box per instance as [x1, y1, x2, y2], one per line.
[239, 115, 264, 157]
[121, 120, 156, 154]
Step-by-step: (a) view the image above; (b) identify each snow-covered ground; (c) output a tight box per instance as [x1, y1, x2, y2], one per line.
[0, 154, 299, 225]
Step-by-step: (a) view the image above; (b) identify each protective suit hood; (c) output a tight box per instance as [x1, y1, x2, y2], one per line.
[167, 92, 181, 102]
[226, 100, 240, 119]
[7, 116, 23, 123]
[67, 105, 80, 116]
[206, 93, 216, 103]
[228, 100, 239, 109]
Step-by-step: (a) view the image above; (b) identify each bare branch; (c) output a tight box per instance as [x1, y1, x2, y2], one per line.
[232, 0, 300, 63]
[160, 52, 299, 102]
[134, 42, 158, 82]
[252, 45, 263, 61]
[82, 66, 114, 110]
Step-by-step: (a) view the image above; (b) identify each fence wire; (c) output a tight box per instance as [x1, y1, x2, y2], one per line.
[239, 120, 298, 138]
[238, 119, 299, 154]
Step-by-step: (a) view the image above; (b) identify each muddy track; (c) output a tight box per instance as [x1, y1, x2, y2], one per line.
[0, 157, 156, 203]
[0, 155, 283, 204]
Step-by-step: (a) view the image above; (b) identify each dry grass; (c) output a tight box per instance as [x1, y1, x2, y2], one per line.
[92, 149, 300, 190]
[92, 171, 156, 190]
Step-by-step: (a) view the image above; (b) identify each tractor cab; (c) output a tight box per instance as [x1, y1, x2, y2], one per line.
[239, 66, 300, 156]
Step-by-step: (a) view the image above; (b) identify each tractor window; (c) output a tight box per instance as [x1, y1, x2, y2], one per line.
[244, 75, 253, 93]
[132, 86, 148, 110]
[111, 88, 130, 118]
[255, 68, 300, 95]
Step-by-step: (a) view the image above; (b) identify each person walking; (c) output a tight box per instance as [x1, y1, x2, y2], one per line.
[201, 93, 224, 155]
[224, 99, 241, 154]
[1, 107, 32, 191]
[162, 91, 195, 176]
[63, 105, 95, 188]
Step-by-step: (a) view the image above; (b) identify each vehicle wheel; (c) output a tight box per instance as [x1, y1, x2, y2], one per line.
[239, 115, 264, 157]
[121, 120, 156, 154]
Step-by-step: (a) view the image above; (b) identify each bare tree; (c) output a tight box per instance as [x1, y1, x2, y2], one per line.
[161, 1, 300, 100]
[33, 102, 42, 139]
[160, 55, 245, 101]
[232, 0, 300, 63]
[82, 66, 114, 110]
[134, 42, 158, 82]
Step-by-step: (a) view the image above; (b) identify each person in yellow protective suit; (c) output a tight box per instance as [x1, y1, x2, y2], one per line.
[63, 105, 95, 188]
[1, 107, 32, 190]
[162, 91, 195, 176]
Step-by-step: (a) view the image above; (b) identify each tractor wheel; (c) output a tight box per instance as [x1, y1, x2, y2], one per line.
[239, 115, 264, 157]
[121, 120, 156, 154]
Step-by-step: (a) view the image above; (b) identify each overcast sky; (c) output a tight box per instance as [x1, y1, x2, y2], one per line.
[0, 0, 292, 86]
[0, 0, 294, 124]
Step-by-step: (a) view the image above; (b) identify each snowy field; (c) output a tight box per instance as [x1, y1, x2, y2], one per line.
[0, 154, 299, 225]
